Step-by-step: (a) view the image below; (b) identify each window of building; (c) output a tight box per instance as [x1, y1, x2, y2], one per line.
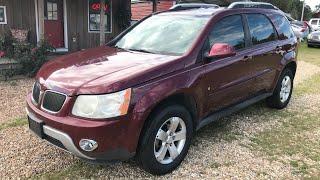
[246, 14, 276, 45]
[47, 1, 58, 20]
[88, 0, 112, 33]
[0, 6, 7, 24]
[208, 15, 246, 50]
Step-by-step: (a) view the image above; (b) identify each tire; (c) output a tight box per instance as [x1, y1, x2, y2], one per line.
[137, 104, 193, 175]
[267, 68, 294, 109]
[308, 44, 313, 48]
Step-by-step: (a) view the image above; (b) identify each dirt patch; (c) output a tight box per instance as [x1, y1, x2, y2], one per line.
[294, 61, 320, 85]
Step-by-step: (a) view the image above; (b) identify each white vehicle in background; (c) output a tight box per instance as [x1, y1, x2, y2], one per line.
[309, 18, 320, 31]
[291, 21, 311, 41]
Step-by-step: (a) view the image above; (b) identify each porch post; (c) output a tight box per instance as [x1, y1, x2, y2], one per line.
[99, 0, 106, 45]
[37, 0, 45, 41]
[152, 0, 157, 12]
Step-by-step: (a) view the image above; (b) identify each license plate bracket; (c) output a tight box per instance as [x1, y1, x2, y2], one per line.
[28, 116, 45, 139]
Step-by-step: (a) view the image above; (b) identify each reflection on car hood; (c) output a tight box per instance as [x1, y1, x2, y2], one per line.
[37, 46, 182, 95]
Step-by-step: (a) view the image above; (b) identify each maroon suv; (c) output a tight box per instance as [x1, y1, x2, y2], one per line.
[27, 7, 297, 175]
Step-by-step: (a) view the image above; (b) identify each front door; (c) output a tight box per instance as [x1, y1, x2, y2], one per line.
[44, 0, 64, 48]
[203, 15, 256, 114]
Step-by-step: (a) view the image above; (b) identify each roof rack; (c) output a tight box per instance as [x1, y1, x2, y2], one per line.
[169, 3, 220, 11]
[228, 2, 279, 10]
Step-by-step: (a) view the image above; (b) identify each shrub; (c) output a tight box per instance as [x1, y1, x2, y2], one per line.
[14, 40, 54, 77]
[0, 31, 15, 58]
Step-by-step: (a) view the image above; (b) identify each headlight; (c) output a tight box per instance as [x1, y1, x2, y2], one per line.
[307, 34, 312, 39]
[72, 88, 132, 119]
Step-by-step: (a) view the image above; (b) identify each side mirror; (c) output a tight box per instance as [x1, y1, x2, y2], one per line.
[205, 43, 236, 60]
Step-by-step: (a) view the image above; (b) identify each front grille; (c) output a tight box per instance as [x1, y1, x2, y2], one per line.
[32, 83, 41, 104]
[42, 91, 66, 113]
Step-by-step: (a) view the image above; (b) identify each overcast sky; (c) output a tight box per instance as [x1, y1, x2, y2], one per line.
[305, 0, 318, 11]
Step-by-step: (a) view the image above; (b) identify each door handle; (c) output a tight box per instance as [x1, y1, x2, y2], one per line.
[275, 46, 282, 54]
[242, 55, 253, 62]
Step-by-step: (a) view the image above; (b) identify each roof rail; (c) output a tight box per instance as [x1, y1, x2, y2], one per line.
[228, 2, 279, 10]
[169, 3, 220, 11]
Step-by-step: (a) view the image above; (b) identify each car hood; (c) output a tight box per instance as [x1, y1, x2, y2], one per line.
[37, 46, 183, 96]
[310, 31, 320, 36]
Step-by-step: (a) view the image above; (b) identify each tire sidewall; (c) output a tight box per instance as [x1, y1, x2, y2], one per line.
[274, 69, 294, 108]
[139, 105, 193, 175]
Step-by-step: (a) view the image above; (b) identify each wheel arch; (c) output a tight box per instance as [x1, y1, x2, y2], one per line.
[135, 93, 199, 153]
[284, 61, 297, 77]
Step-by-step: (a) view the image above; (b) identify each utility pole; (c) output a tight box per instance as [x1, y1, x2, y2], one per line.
[301, 0, 305, 21]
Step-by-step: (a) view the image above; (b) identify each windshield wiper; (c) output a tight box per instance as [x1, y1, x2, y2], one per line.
[128, 48, 155, 54]
[114, 45, 126, 50]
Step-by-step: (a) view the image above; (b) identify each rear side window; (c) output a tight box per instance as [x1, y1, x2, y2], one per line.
[246, 14, 276, 45]
[208, 15, 245, 50]
[273, 15, 294, 40]
[311, 20, 318, 25]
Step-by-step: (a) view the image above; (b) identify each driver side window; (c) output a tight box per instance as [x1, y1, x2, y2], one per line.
[208, 15, 246, 51]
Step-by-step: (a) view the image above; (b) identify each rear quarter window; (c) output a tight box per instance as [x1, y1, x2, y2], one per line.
[273, 15, 295, 40]
[246, 14, 277, 45]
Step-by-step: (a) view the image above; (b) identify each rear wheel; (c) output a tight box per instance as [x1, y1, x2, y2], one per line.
[137, 105, 193, 175]
[267, 68, 294, 109]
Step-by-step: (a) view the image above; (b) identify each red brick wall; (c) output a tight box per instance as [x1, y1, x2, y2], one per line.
[131, 1, 176, 20]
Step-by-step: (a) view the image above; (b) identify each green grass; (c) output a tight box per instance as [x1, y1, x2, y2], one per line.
[248, 71, 320, 176]
[0, 118, 28, 131]
[295, 73, 320, 96]
[34, 162, 106, 179]
[298, 43, 320, 66]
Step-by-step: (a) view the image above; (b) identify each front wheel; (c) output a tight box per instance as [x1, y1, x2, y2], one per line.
[137, 105, 193, 175]
[267, 68, 294, 109]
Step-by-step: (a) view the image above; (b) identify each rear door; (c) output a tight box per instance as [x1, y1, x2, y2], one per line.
[203, 15, 257, 113]
[243, 13, 282, 93]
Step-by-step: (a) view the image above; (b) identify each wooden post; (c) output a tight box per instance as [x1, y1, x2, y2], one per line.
[99, 0, 106, 45]
[37, 0, 45, 41]
[152, 0, 157, 12]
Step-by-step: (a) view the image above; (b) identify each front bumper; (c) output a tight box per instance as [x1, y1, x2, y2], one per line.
[27, 109, 95, 159]
[26, 93, 139, 161]
[307, 39, 320, 46]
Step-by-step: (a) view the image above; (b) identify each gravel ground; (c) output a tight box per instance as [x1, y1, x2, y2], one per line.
[0, 61, 319, 179]
[0, 78, 34, 123]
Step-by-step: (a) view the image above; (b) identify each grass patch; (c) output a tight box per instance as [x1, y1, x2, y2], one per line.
[249, 112, 320, 176]
[298, 43, 320, 67]
[0, 118, 28, 131]
[295, 73, 320, 96]
[35, 161, 106, 179]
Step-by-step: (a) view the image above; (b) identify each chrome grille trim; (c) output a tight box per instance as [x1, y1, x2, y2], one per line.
[41, 90, 67, 114]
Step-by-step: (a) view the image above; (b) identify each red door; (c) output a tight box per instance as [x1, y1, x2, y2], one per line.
[44, 0, 64, 48]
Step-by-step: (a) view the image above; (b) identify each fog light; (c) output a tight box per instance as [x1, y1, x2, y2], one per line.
[79, 139, 98, 152]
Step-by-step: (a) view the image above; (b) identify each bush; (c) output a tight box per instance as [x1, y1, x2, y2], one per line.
[0, 31, 15, 58]
[14, 40, 54, 77]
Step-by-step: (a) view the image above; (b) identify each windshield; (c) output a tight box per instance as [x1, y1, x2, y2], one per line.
[115, 15, 209, 56]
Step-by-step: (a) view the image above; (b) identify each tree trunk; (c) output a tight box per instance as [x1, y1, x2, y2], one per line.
[99, 0, 106, 45]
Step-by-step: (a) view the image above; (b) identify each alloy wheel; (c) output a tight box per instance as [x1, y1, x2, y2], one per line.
[280, 75, 292, 103]
[154, 117, 187, 164]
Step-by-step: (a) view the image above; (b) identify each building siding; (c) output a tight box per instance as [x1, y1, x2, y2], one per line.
[66, 0, 130, 51]
[131, 1, 176, 20]
[0, 0, 37, 44]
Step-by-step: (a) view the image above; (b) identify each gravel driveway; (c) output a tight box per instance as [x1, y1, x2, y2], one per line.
[0, 61, 320, 179]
